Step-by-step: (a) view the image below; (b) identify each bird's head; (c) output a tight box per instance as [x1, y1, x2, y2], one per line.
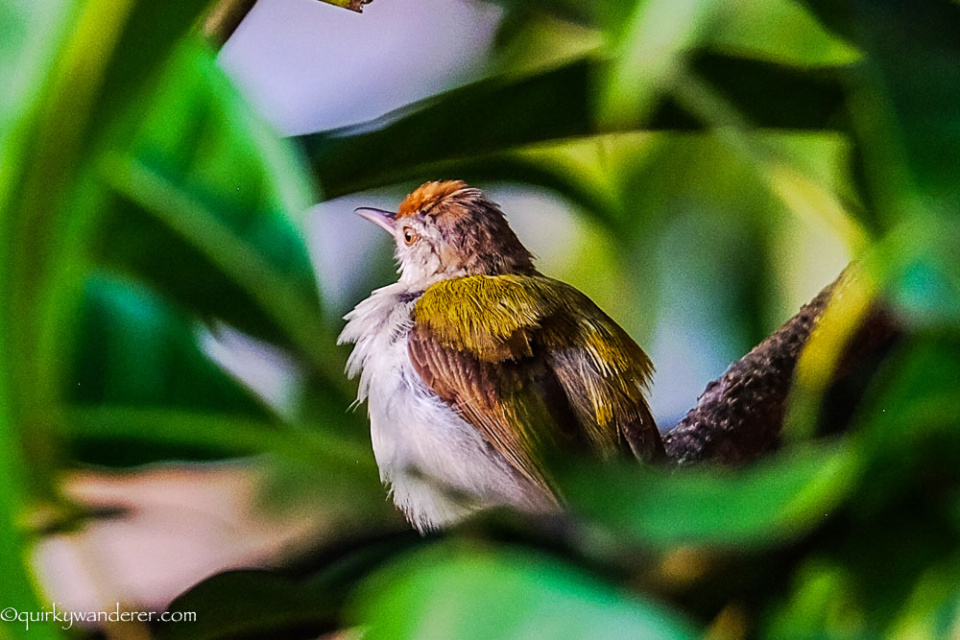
[355, 180, 536, 287]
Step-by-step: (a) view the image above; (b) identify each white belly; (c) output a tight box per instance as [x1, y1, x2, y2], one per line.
[339, 283, 544, 531]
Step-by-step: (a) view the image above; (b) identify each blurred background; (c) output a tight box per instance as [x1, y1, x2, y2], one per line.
[2, 0, 959, 638]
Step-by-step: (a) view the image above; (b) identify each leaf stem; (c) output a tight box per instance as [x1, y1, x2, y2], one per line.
[202, 0, 372, 48]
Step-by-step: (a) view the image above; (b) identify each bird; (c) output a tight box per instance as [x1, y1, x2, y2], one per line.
[339, 180, 662, 532]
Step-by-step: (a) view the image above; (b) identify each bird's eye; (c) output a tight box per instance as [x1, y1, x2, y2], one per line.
[402, 228, 419, 245]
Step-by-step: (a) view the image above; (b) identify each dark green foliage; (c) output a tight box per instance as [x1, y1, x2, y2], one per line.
[157, 531, 424, 640]
[304, 53, 849, 204]
[101, 42, 326, 351]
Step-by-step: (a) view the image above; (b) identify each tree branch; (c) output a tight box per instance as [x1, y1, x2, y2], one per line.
[662, 270, 901, 467]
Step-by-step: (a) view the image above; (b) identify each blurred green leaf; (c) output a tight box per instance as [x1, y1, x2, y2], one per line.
[795, 0, 960, 52]
[161, 570, 340, 640]
[0, 0, 69, 158]
[890, 257, 960, 329]
[848, 332, 960, 507]
[771, 331, 960, 635]
[707, 0, 859, 67]
[765, 560, 865, 639]
[7, 0, 213, 379]
[482, 0, 633, 32]
[0, 0, 195, 638]
[0, 0, 213, 500]
[0, 459, 60, 640]
[65, 405, 376, 474]
[795, 0, 960, 223]
[598, 0, 720, 129]
[885, 559, 960, 640]
[0, 0, 207, 634]
[65, 272, 274, 466]
[0, 0, 64, 633]
[877, 219, 960, 330]
[64, 403, 391, 535]
[491, 8, 603, 75]
[158, 532, 424, 640]
[302, 53, 849, 201]
[102, 150, 336, 373]
[63, 273, 372, 467]
[863, 336, 960, 428]
[566, 443, 856, 549]
[351, 542, 698, 640]
[99, 41, 329, 359]
[72, 273, 267, 415]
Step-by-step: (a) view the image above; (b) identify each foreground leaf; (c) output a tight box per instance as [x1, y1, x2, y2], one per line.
[565, 442, 855, 549]
[72, 273, 266, 414]
[795, 0, 960, 223]
[158, 532, 424, 640]
[99, 41, 328, 359]
[0, 0, 208, 635]
[350, 543, 698, 640]
[302, 53, 849, 201]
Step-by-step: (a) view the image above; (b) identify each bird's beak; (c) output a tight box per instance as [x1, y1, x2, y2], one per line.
[354, 207, 397, 234]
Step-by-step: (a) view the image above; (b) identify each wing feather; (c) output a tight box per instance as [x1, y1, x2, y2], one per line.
[408, 332, 567, 495]
[409, 275, 662, 494]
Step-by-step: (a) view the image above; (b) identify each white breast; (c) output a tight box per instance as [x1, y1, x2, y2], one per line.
[338, 282, 549, 531]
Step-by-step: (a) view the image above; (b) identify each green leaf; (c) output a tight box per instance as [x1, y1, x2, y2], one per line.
[0, 1, 130, 636]
[771, 332, 960, 636]
[64, 275, 370, 468]
[0, 0, 212, 495]
[862, 336, 960, 427]
[482, 0, 633, 32]
[0, 0, 69, 155]
[64, 404, 391, 533]
[847, 332, 960, 503]
[598, 0, 721, 129]
[764, 560, 865, 639]
[66, 272, 275, 466]
[707, 0, 860, 67]
[883, 220, 960, 329]
[157, 532, 424, 640]
[65, 405, 375, 473]
[301, 53, 849, 200]
[885, 558, 960, 640]
[6, 0, 213, 373]
[72, 273, 267, 414]
[102, 151, 346, 390]
[565, 442, 856, 549]
[99, 41, 328, 357]
[161, 570, 341, 640]
[0, 451, 60, 640]
[795, 0, 960, 223]
[351, 543, 698, 640]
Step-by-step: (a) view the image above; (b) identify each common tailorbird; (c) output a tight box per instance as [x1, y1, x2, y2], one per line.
[339, 181, 662, 532]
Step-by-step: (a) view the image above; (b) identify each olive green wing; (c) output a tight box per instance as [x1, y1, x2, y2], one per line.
[409, 275, 662, 492]
[540, 304, 663, 462]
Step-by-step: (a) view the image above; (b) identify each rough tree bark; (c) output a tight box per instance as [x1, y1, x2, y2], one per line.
[663, 270, 901, 467]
